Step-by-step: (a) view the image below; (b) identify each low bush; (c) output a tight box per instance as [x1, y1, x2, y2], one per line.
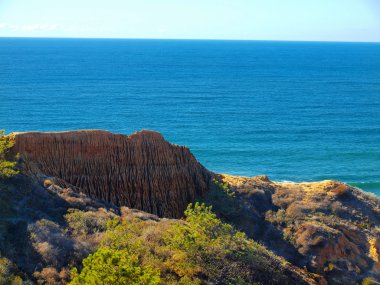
[64, 208, 116, 236]
[70, 248, 161, 285]
[33, 266, 70, 285]
[0, 257, 24, 285]
[28, 219, 74, 268]
[70, 203, 299, 285]
[0, 130, 19, 180]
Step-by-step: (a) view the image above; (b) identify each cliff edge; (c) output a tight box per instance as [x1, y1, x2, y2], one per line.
[11, 130, 211, 218]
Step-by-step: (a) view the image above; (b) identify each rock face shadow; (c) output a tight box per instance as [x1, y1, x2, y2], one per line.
[0, 174, 116, 277]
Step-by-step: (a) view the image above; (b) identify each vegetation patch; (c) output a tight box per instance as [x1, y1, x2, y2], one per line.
[0, 130, 19, 180]
[70, 203, 304, 285]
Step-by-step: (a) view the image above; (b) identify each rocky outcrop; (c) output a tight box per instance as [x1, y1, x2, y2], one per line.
[214, 175, 380, 284]
[11, 130, 211, 218]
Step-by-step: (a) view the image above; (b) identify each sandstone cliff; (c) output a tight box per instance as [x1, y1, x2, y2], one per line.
[11, 130, 211, 218]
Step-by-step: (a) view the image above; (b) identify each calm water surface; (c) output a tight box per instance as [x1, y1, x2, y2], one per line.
[1, 38, 379, 194]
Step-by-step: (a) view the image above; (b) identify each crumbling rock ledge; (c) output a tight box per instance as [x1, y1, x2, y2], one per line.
[11, 130, 211, 218]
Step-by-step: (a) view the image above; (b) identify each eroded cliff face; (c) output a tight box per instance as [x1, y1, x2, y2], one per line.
[12, 130, 211, 218]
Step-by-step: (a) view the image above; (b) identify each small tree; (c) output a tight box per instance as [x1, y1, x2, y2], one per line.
[0, 130, 19, 179]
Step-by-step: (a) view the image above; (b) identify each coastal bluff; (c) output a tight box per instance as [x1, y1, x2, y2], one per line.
[11, 130, 211, 218]
[3, 129, 380, 284]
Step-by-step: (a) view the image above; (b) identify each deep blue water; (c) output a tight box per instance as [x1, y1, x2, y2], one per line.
[1, 38, 379, 195]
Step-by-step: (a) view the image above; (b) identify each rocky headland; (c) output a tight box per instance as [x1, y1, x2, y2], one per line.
[0, 130, 379, 284]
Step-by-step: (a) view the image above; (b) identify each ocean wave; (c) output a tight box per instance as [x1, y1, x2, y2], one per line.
[348, 182, 380, 190]
[278, 179, 329, 184]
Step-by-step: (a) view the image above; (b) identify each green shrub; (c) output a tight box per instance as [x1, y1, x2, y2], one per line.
[0, 130, 19, 179]
[70, 248, 161, 285]
[212, 178, 236, 197]
[0, 257, 24, 285]
[65, 208, 116, 236]
[70, 203, 294, 285]
[200, 179, 240, 218]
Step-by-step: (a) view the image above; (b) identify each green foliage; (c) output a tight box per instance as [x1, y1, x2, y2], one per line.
[70, 248, 161, 285]
[64, 208, 116, 236]
[356, 221, 371, 230]
[70, 202, 288, 285]
[212, 178, 235, 197]
[0, 257, 24, 285]
[362, 277, 379, 285]
[162, 203, 264, 284]
[0, 130, 19, 179]
[198, 179, 249, 226]
[282, 231, 295, 244]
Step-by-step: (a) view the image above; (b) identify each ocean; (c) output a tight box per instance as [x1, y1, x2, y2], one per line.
[0, 38, 379, 195]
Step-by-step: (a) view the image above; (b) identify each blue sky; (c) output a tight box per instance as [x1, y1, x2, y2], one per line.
[0, 0, 379, 41]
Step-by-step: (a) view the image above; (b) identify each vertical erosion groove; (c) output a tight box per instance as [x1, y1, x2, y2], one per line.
[12, 130, 211, 218]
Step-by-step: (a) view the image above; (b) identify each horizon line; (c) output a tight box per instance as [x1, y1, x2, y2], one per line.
[1, 35, 380, 44]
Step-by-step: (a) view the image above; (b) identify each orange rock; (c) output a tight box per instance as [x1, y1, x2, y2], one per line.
[12, 130, 211, 218]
